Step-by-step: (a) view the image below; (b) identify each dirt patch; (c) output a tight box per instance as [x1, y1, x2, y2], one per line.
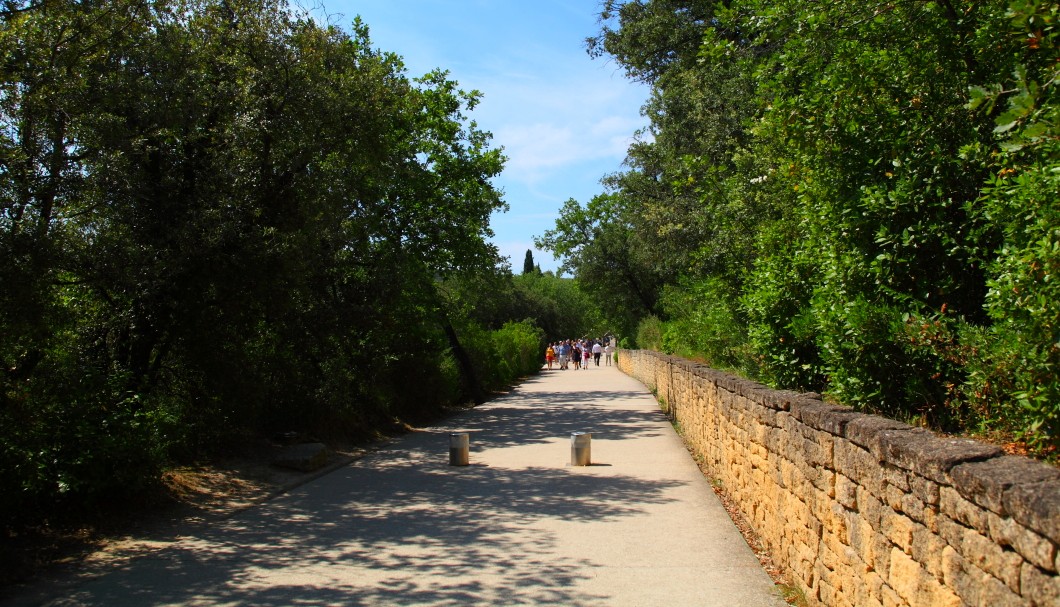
[0, 438, 374, 604]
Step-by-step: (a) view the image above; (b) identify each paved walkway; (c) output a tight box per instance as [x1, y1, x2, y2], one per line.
[24, 364, 786, 606]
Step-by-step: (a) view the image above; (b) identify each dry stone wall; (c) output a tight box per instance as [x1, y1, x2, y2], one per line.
[617, 349, 1060, 607]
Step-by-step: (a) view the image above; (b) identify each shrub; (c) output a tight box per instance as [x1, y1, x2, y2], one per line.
[635, 315, 665, 351]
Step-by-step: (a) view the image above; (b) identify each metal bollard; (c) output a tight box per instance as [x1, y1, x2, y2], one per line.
[571, 432, 591, 466]
[449, 433, 470, 466]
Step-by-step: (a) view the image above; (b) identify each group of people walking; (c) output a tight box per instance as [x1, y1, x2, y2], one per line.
[544, 338, 614, 370]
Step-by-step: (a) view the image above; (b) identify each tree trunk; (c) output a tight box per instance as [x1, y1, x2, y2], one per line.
[440, 315, 486, 405]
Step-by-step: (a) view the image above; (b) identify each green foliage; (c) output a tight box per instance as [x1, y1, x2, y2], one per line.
[535, 193, 669, 338]
[492, 320, 547, 381]
[512, 271, 609, 340]
[439, 264, 607, 341]
[447, 318, 544, 394]
[0, 0, 519, 527]
[661, 278, 750, 372]
[741, 220, 824, 390]
[562, 0, 1060, 452]
[635, 315, 665, 351]
[522, 249, 536, 275]
[969, 154, 1060, 445]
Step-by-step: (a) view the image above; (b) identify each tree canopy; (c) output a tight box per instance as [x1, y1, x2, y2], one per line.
[0, 0, 613, 528]
[540, 0, 1060, 453]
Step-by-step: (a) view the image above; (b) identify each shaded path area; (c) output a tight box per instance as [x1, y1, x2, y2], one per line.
[14, 365, 785, 606]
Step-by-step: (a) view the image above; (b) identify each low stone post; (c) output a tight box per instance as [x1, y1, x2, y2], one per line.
[449, 433, 470, 466]
[571, 432, 591, 466]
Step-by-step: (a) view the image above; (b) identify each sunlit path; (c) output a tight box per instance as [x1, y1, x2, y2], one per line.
[27, 364, 785, 607]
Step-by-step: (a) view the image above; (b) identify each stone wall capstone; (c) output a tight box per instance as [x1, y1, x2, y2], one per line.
[617, 349, 1060, 607]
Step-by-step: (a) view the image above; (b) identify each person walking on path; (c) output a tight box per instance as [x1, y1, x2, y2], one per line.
[545, 343, 555, 370]
[592, 341, 602, 366]
[604, 341, 614, 366]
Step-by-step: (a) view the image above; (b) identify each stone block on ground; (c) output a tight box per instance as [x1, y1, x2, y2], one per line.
[273, 442, 329, 472]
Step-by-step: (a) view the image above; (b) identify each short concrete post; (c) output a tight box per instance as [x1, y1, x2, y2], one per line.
[571, 432, 591, 466]
[449, 433, 470, 466]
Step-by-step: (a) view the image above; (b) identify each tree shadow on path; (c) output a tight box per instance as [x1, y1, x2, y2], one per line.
[53, 373, 686, 606]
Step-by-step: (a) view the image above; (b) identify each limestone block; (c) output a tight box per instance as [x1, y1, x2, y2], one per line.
[987, 510, 1058, 573]
[860, 569, 888, 604]
[937, 514, 965, 550]
[828, 536, 870, 596]
[752, 422, 770, 448]
[837, 473, 859, 510]
[870, 527, 896, 574]
[835, 440, 885, 497]
[853, 592, 885, 607]
[909, 474, 941, 507]
[832, 438, 871, 478]
[798, 542, 820, 580]
[792, 434, 819, 468]
[815, 558, 836, 592]
[884, 463, 912, 491]
[879, 582, 904, 607]
[808, 509, 824, 549]
[900, 493, 935, 530]
[977, 573, 1026, 607]
[825, 502, 852, 544]
[941, 545, 983, 606]
[858, 484, 887, 529]
[1022, 562, 1060, 607]
[889, 548, 962, 607]
[964, 523, 1026, 592]
[783, 458, 806, 495]
[819, 578, 838, 607]
[821, 531, 844, 572]
[812, 467, 836, 495]
[848, 516, 876, 570]
[883, 509, 917, 554]
[805, 408, 863, 439]
[790, 397, 853, 431]
[951, 455, 1060, 517]
[1004, 479, 1060, 547]
[761, 388, 800, 412]
[819, 431, 836, 467]
[844, 414, 915, 451]
[786, 517, 812, 552]
[272, 442, 328, 472]
[940, 486, 990, 533]
[885, 483, 908, 514]
[875, 429, 1001, 485]
[910, 520, 948, 580]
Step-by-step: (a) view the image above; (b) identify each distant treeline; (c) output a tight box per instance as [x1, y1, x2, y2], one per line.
[539, 0, 1059, 453]
[0, 0, 605, 526]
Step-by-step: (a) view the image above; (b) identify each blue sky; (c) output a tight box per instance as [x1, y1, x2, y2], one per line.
[310, 1, 649, 272]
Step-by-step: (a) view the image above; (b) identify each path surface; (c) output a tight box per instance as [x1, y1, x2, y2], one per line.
[17, 363, 786, 606]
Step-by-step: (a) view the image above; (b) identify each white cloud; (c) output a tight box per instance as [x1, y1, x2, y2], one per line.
[314, 0, 649, 273]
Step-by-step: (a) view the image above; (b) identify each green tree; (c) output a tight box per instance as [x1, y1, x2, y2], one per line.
[962, 0, 1060, 447]
[0, 0, 510, 526]
[522, 249, 535, 274]
[536, 193, 669, 337]
[573, 0, 1060, 450]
